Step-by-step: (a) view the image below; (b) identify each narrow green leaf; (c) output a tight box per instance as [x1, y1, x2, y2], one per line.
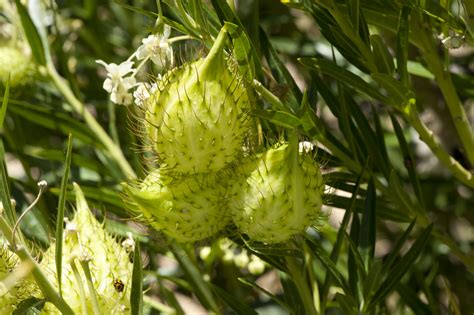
[362, 4, 400, 35]
[344, 231, 366, 279]
[325, 194, 410, 222]
[358, 9, 372, 48]
[49, 186, 126, 211]
[335, 293, 357, 314]
[371, 34, 394, 74]
[347, 0, 360, 35]
[22, 146, 106, 175]
[338, 86, 361, 162]
[189, 0, 207, 32]
[397, 283, 431, 315]
[162, 16, 194, 36]
[299, 58, 389, 103]
[238, 278, 290, 311]
[358, 178, 376, 270]
[305, 236, 352, 296]
[0, 84, 14, 224]
[0, 77, 9, 129]
[388, 171, 423, 216]
[211, 284, 258, 315]
[396, 6, 410, 86]
[225, 22, 257, 81]
[381, 219, 416, 274]
[259, 28, 301, 112]
[279, 272, 304, 314]
[362, 260, 382, 301]
[367, 224, 433, 311]
[407, 60, 434, 79]
[131, 241, 143, 315]
[0, 140, 14, 225]
[13, 0, 46, 65]
[372, 73, 414, 109]
[343, 93, 391, 177]
[210, 0, 240, 25]
[347, 212, 360, 298]
[390, 114, 425, 208]
[13, 297, 44, 314]
[55, 134, 73, 294]
[372, 107, 390, 171]
[170, 244, 219, 313]
[405, 1, 464, 31]
[254, 109, 301, 129]
[321, 161, 367, 310]
[7, 99, 99, 145]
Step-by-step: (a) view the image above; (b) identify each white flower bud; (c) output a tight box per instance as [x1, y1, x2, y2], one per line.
[234, 250, 249, 269]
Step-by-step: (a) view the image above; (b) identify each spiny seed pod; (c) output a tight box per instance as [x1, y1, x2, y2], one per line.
[144, 26, 251, 173]
[0, 46, 35, 87]
[125, 170, 231, 242]
[230, 141, 324, 243]
[0, 242, 40, 314]
[40, 184, 133, 314]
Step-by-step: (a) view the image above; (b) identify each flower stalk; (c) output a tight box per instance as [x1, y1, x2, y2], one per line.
[416, 19, 474, 167]
[45, 63, 136, 179]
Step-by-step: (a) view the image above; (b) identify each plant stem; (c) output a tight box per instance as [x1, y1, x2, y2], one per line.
[143, 295, 176, 314]
[286, 255, 318, 315]
[408, 112, 474, 188]
[417, 24, 474, 166]
[46, 63, 136, 179]
[0, 217, 74, 314]
[80, 260, 102, 315]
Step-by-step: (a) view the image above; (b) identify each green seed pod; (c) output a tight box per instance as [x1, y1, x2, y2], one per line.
[231, 142, 324, 243]
[0, 46, 35, 87]
[0, 242, 40, 314]
[144, 26, 251, 173]
[40, 184, 133, 314]
[125, 170, 231, 242]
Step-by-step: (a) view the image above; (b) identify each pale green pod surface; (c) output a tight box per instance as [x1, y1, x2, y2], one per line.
[125, 170, 231, 242]
[0, 243, 40, 314]
[0, 46, 35, 87]
[231, 143, 324, 243]
[40, 184, 133, 314]
[145, 28, 251, 174]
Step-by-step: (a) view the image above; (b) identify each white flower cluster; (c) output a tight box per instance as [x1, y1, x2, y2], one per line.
[96, 25, 173, 106]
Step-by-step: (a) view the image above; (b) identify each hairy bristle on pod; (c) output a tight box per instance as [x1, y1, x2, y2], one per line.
[230, 142, 324, 243]
[0, 46, 35, 87]
[40, 184, 133, 314]
[143, 27, 252, 174]
[124, 170, 231, 242]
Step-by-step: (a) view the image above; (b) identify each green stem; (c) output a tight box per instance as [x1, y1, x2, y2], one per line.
[46, 63, 136, 179]
[143, 295, 176, 314]
[80, 260, 101, 315]
[417, 25, 474, 166]
[0, 217, 74, 314]
[70, 261, 89, 315]
[408, 112, 474, 188]
[286, 255, 318, 315]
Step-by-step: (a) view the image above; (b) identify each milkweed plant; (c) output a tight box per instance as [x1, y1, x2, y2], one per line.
[0, 0, 473, 313]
